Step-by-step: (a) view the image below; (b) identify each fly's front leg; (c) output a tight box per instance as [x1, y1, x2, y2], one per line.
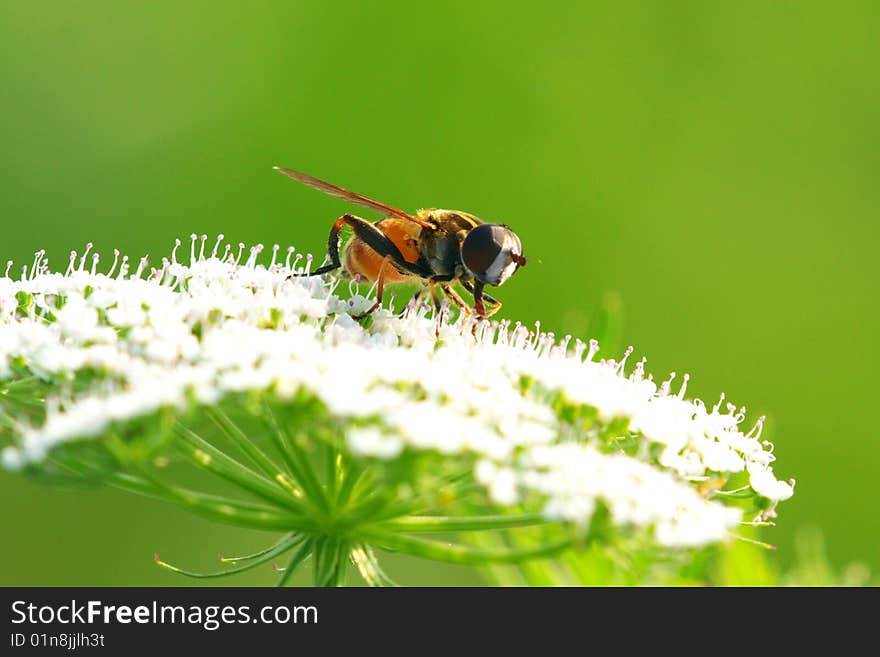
[472, 280, 488, 318]
[426, 274, 456, 338]
[440, 284, 472, 317]
[462, 280, 502, 318]
[351, 255, 392, 320]
[426, 274, 456, 314]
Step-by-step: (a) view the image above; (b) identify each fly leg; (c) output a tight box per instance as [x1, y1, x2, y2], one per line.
[440, 284, 472, 317]
[426, 274, 456, 338]
[461, 280, 502, 318]
[351, 255, 393, 320]
[290, 214, 429, 279]
[426, 274, 456, 311]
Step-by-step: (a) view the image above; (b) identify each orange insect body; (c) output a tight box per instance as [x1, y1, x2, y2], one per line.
[344, 217, 422, 283]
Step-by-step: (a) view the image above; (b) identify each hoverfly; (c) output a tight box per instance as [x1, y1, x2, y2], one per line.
[274, 167, 526, 319]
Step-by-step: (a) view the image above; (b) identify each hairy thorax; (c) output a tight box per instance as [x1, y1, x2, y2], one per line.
[343, 210, 481, 283]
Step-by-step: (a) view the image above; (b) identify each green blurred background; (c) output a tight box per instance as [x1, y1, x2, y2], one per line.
[0, 1, 877, 585]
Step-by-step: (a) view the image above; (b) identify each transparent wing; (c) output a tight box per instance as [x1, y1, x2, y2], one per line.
[274, 167, 432, 228]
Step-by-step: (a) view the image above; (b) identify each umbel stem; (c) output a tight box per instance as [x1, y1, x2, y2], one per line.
[53, 401, 557, 586]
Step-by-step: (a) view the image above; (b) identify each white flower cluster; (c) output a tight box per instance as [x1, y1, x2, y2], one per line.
[0, 237, 794, 547]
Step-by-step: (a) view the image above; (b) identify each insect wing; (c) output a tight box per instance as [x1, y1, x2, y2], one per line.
[274, 167, 432, 228]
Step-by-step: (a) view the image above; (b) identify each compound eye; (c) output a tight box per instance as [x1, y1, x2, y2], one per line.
[461, 224, 523, 286]
[461, 224, 502, 279]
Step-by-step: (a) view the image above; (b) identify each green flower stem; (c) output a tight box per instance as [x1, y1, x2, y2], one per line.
[341, 491, 409, 525]
[340, 466, 382, 508]
[351, 544, 398, 587]
[261, 403, 330, 515]
[106, 471, 316, 532]
[276, 538, 315, 587]
[327, 540, 350, 586]
[343, 470, 479, 524]
[334, 457, 365, 508]
[312, 537, 349, 587]
[259, 399, 302, 477]
[52, 456, 308, 531]
[379, 513, 548, 533]
[363, 529, 573, 566]
[155, 533, 303, 579]
[324, 440, 340, 502]
[220, 537, 298, 564]
[207, 407, 304, 499]
[0, 394, 45, 408]
[175, 425, 305, 513]
[468, 521, 579, 585]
